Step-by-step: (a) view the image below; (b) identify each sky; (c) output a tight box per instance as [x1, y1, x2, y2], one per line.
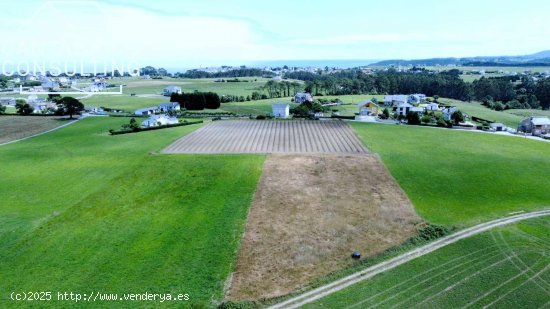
[0, 0, 549, 72]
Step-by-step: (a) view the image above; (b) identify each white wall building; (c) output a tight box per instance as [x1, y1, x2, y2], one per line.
[272, 103, 290, 118]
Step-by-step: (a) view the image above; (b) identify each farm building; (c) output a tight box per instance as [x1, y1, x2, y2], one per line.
[134, 106, 159, 116]
[272, 103, 290, 118]
[141, 114, 179, 128]
[163, 86, 182, 96]
[518, 117, 550, 136]
[294, 92, 313, 104]
[159, 102, 180, 112]
[489, 123, 507, 132]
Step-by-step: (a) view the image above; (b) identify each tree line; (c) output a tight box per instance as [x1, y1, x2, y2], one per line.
[170, 92, 221, 110]
[282, 69, 550, 109]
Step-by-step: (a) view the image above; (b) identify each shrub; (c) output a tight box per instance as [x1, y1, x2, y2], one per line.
[0, 104, 5, 114]
[421, 114, 432, 124]
[256, 114, 266, 120]
[408, 223, 451, 245]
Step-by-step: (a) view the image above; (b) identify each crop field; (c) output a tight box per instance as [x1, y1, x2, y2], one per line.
[163, 120, 368, 154]
[0, 115, 72, 144]
[228, 154, 420, 300]
[304, 217, 550, 308]
[0, 117, 265, 307]
[350, 122, 550, 226]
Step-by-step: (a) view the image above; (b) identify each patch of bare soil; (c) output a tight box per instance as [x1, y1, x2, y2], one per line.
[226, 154, 421, 300]
[0, 116, 69, 144]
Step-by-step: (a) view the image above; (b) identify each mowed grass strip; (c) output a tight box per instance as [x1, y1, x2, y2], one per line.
[350, 122, 550, 226]
[304, 218, 550, 308]
[0, 117, 265, 307]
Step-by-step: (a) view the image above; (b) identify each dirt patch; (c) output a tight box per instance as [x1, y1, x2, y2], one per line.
[226, 154, 421, 300]
[0, 116, 70, 144]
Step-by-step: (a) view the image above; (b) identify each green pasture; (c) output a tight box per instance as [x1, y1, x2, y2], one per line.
[350, 122, 550, 226]
[0, 117, 264, 308]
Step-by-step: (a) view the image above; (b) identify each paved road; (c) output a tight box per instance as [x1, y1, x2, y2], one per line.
[268, 209, 550, 309]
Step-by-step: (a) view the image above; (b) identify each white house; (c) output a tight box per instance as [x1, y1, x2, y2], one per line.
[442, 107, 459, 121]
[41, 77, 59, 90]
[159, 102, 180, 112]
[163, 86, 182, 96]
[396, 102, 414, 117]
[272, 103, 290, 118]
[141, 114, 179, 128]
[518, 117, 550, 136]
[30, 101, 57, 114]
[294, 92, 313, 104]
[134, 106, 159, 116]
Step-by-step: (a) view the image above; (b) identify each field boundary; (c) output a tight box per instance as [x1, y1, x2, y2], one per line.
[268, 208, 550, 309]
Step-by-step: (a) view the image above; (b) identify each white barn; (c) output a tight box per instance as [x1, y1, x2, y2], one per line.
[272, 103, 290, 118]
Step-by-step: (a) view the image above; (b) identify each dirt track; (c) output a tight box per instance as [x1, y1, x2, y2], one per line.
[268, 209, 550, 309]
[162, 120, 368, 154]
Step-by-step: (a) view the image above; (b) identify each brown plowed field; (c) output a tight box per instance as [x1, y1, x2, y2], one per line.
[226, 154, 421, 300]
[162, 120, 368, 154]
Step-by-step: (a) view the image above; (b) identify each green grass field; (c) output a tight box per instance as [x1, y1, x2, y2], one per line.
[80, 95, 167, 111]
[0, 117, 265, 307]
[438, 99, 525, 128]
[109, 77, 274, 96]
[305, 217, 550, 308]
[349, 122, 550, 226]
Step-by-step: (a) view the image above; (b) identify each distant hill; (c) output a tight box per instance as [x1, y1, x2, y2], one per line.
[370, 50, 550, 67]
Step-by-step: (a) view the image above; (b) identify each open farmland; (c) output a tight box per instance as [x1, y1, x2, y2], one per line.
[227, 154, 420, 300]
[0, 117, 265, 308]
[0, 115, 71, 144]
[350, 122, 550, 226]
[163, 120, 368, 154]
[304, 217, 550, 308]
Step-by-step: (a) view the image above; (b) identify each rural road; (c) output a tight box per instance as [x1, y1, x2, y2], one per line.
[268, 209, 550, 309]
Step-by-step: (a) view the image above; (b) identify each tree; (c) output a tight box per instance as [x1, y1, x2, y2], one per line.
[0, 103, 5, 114]
[16, 100, 34, 115]
[58, 96, 84, 119]
[451, 110, 464, 125]
[406, 111, 421, 125]
[382, 107, 390, 119]
[535, 79, 550, 109]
